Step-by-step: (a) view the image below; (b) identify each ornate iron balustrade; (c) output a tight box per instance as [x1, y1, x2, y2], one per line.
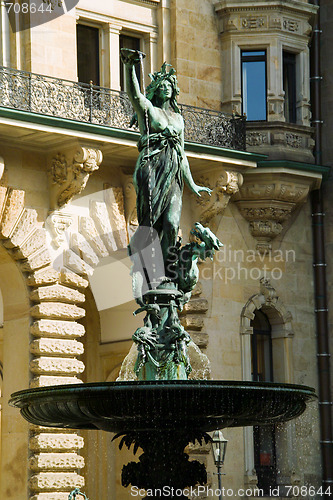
[0, 66, 246, 150]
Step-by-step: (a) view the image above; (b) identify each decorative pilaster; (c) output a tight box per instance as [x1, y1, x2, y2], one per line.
[49, 147, 102, 210]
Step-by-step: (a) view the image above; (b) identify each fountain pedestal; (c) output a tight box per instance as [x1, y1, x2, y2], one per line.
[9, 380, 316, 497]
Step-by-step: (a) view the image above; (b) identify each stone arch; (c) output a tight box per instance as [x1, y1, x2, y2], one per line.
[240, 277, 294, 384]
[0, 185, 87, 500]
[240, 277, 298, 492]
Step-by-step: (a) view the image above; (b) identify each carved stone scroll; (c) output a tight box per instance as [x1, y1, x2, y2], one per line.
[198, 171, 243, 226]
[50, 147, 102, 209]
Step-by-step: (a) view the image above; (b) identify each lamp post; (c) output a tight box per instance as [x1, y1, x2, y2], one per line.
[211, 430, 228, 500]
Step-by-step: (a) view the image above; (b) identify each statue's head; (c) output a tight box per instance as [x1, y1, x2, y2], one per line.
[146, 62, 180, 112]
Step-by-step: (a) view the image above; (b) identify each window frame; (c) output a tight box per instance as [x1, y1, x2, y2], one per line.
[241, 49, 268, 122]
[283, 49, 297, 124]
[76, 21, 102, 87]
[119, 32, 143, 92]
[251, 310, 277, 495]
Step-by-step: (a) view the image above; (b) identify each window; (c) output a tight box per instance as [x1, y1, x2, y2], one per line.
[251, 310, 277, 495]
[77, 24, 100, 86]
[283, 51, 297, 123]
[120, 34, 141, 92]
[241, 50, 267, 121]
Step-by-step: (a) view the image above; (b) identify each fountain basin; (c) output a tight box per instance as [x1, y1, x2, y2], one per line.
[9, 380, 316, 433]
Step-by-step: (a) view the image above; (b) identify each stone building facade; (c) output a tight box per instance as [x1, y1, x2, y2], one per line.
[0, 0, 331, 499]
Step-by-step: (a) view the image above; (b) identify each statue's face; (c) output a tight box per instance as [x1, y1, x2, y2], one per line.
[157, 80, 173, 102]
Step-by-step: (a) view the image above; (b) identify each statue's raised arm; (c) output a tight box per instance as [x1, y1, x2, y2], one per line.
[120, 49, 155, 134]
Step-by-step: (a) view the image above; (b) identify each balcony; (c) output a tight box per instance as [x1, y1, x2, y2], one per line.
[0, 66, 246, 151]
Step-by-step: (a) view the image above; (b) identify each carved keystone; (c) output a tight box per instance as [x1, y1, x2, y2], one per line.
[49, 147, 102, 209]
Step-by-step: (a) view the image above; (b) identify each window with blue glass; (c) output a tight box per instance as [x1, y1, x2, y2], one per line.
[241, 50, 267, 121]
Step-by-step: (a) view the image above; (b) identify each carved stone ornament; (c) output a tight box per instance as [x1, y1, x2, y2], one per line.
[233, 169, 321, 254]
[197, 171, 243, 226]
[45, 211, 73, 249]
[50, 147, 103, 209]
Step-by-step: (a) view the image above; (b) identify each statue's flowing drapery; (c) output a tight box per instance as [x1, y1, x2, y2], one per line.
[129, 127, 183, 256]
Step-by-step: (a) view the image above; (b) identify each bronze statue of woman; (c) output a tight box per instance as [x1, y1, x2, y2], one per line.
[121, 50, 211, 273]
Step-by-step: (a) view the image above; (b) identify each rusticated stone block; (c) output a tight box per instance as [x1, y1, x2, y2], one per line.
[0, 185, 8, 218]
[79, 216, 109, 257]
[104, 186, 128, 248]
[0, 188, 25, 238]
[30, 357, 85, 375]
[30, 339, 84, 357]
[30, 285, 85, 304]
[181, 315, 204, 331]
[29, 433, 84, 452]
[30, 320, 85, 339]
[30, 376, 83, 388]
[90, 200, 117, 252]
[12, 228, 47, 260]
[30, 303, 85, 320]
[29, 453, 85, 471]
[21, 248, 51, 271]
[186, 441, 211, 454]
[64, 249, 93, 276]
[60, 269, 88, 290]
[190, 332, 209, 349]
[71, 233, 99, 267]
[3, 208, 38, 248]
[30, 494, 73, 500]
[27, 268, 60, 287]
[191, 282, 203, 296]
[182, 298, 209, 314]
[29, 472, 84, 491]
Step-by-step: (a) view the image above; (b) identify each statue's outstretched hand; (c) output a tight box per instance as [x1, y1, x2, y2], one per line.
[193, 185, 212, 197]
[120, 48, 146, 66]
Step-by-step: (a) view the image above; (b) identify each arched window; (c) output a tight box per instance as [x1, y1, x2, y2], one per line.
[251, 310, 277, 495]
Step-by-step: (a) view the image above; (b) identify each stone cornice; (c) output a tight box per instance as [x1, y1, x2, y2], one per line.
[215, 1, 318, 18]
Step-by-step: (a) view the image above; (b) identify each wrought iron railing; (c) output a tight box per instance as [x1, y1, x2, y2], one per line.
[0, 66, 246, 151]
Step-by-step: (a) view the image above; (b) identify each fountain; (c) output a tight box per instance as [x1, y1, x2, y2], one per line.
[9, 51, 316, 498]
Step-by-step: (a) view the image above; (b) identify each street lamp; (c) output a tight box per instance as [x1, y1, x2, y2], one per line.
[211, 430, 228, 500]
